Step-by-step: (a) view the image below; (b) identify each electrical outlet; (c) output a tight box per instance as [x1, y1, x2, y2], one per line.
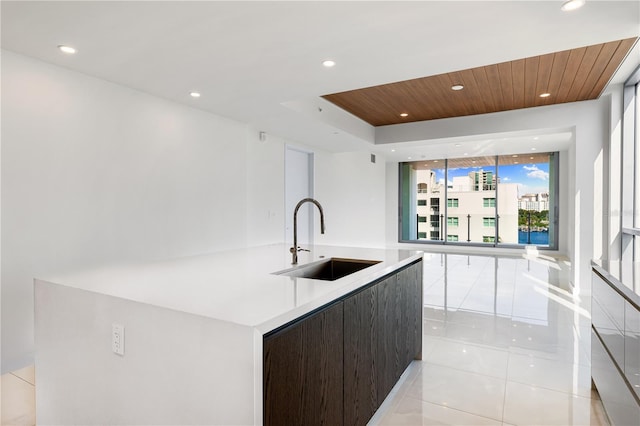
[112, 323, 125, 356]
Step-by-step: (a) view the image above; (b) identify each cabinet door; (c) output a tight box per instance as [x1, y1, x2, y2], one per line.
[376, 261, 423, 405]
[263, 302, 344, 426]
[398, 261, 423, 365]
[376, 274, 403, 401]
[344, 285, 378, 426]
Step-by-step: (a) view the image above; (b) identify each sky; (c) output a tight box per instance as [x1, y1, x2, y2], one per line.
[433, 161, 550, 196]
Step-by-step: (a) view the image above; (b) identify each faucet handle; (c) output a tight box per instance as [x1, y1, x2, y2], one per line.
[290, 246, 310, 253]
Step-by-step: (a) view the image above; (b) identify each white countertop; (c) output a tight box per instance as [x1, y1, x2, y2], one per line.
[38, 244, 423, 333]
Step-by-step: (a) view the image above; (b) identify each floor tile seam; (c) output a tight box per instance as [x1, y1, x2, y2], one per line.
[422, 361, 510, 385]
[399, 394, 505, 424]
[424, 306, 514, 321]
[421, 359, 509, 381]
[8, 372, 35, 387]
[507, 350, 592, 369]
[429, 335, 512, 355]
[501, 347, 511, 424]
[505, 378, 595, 399]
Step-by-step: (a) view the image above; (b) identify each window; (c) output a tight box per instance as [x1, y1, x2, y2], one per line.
[621, 65, 640, 262]
[499, 153, 556, 247]
[483, 217, 496, 227]
[447, 235, 459, 242]
[448, 156, 496, 244]
[418, 232, 427, 239]
[399, 153, 559, 249]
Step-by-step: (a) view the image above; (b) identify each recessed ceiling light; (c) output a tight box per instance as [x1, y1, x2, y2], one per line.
[561, 0, 585, 12]
[391, 149, 396, 152]
[58, 45, 76, 54]
[455, 143, 462, 147]
[408, 156, 412, 160]
[531, 147, 537, 151]
[433, 160, 439, 163]
[322, 60, 336, 67]
[514, 161, 519, 164]
[512, 155, 518, 158]
[530, 157, 534, 159]
[190, 92, 201, 98]
[472, 160, 477, 163]
[400, 113, 409, 117]
[539, 93, 551, 98]
[451, 84, 464, 91]
[464, 153, 469, 156]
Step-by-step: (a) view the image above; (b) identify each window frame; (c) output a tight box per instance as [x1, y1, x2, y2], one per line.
[621, 65, 640, 262]
[399, 153, 559, 249]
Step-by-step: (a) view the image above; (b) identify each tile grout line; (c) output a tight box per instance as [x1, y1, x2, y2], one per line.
[9, 372, 35, 387]
[501, 316, 513, 424]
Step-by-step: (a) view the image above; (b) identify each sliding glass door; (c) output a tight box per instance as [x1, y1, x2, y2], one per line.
[400, 152, 558, 249]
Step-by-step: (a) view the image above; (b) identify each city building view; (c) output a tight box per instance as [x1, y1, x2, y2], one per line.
[403, 153, 556, 247]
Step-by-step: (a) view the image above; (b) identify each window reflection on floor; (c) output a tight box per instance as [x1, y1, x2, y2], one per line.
[371, 252, 609, 426]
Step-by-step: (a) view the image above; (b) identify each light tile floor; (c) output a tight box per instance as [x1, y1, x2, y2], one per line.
[1, 366, 35, 426]
[371, 252, 609, 426]
[1, 252, 609, 425]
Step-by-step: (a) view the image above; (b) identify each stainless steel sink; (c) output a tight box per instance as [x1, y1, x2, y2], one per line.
[273, 257, 381, 281]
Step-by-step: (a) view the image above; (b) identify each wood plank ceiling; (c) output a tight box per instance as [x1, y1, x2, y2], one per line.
[322, 38, 638, 127]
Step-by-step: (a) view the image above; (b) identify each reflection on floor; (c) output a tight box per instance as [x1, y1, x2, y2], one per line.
[1, 252, 609, 425]
[371, 252, 609, 426]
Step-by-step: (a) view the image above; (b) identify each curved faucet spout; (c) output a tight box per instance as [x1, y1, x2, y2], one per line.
[291, 198, 325, 264]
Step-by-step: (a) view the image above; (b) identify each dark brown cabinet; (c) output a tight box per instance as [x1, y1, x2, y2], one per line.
[263, 301, 344, 425]
[344, 284, 378, 425]
[263, 259, 423, 426]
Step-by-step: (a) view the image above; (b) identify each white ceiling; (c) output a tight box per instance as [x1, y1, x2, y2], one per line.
[2, 1, 639, 160]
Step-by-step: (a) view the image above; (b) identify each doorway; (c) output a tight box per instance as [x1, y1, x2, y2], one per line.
[284, 146, 314, 246]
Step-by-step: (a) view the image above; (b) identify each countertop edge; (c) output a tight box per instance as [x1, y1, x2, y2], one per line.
[255, 253, 423, 334]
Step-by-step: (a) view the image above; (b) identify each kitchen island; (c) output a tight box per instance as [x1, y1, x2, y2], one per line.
[34, 244, 423, 425]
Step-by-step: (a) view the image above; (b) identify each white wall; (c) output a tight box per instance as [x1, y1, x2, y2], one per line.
[1, 51, 254, 372]
[245, 131, 286, 247]
[1, 51, 389, 373]
[314, 151, 386, 248]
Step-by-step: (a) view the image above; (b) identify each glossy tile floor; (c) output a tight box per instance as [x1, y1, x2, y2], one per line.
[371, 251, 609, 426]
[1, 366, 35, 426]
[1, 252, 609, 425]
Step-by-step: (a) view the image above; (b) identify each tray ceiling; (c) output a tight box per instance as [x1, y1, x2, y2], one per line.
[323, 38, 638, 127]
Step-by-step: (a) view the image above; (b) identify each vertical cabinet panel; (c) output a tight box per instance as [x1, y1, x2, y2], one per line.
[376, 274, 403, 400]
[344, 285, 378, 426]
[376, 261, 423, 404]
[398, 263, 423, 365]
[264, 302, 344, 426]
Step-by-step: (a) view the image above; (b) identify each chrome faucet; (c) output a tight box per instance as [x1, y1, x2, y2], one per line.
[291, 198, 325, 264]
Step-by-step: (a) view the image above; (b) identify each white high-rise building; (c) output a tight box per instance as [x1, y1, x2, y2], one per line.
[518, 193, 549, 212]
[415, 169, 519, 243]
